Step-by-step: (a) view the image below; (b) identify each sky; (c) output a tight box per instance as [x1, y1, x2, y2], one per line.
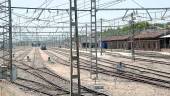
[11, 0, 170, 8]
[11, 0, 170, 25]
[11, 0, 170, 20]
[10, 0, 170, 41]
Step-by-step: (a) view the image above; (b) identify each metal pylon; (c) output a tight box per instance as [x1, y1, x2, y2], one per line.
[90, 0, 98, 81]
[69, 0, 81, 96]
[0, 0, 12, 81]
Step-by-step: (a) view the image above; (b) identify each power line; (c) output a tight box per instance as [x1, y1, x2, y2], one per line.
[131, 0, 144, 8]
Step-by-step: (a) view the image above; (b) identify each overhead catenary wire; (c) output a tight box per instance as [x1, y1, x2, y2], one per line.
[12, 0, 170, 42]
[12, 2, 125, 25]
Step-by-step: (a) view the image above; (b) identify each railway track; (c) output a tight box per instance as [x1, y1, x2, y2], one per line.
[77, 53, 170, 77]
[104, 51, 170, 65]
[14, 48, 109, 96]
[15, 66, 70, 95]
[13, 48, 32, 61]
[104, 49, 170, 59]
[14, 48, 69, 96]
[46, 48, 170, 89]
[78, 48, 170, 65]
[50, 48, 170, 77]
[77, 51, 170, 80]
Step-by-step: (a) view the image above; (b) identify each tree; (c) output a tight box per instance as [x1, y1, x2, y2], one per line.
[101, 21, 151, 37]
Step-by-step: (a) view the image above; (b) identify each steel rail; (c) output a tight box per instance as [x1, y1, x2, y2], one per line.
[47, 48, 170, 88]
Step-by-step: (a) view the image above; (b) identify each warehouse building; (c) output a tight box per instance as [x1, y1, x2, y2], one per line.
[102, 30, 170, 51]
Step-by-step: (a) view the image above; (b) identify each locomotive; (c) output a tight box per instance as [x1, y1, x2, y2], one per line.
[40, 44, 47, 50]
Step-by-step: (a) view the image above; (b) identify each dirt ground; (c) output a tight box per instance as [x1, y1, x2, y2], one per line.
[0, 80, 32, 96]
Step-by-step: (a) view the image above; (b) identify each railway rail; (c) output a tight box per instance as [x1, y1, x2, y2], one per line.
[103, 49, 170, 59]
[79, 48, 170, 65]
[13, 48, 32, 61]
[104, 51, 170, 66]
[46, 48, 170, 89]
[14, 48, 109, 96]
[50, 48, 170, 76]
[13, 48, 70, 95]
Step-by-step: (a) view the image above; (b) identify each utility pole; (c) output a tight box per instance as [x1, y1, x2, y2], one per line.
[61, 34, 65, 48]
[85, 24, 87, 51]
[58, 35, 61, 47]
[54, 35, 56, 47]
[130, 13, 135, 61]
[0, 0, 13, 81]
[66, 33, 70, 48]
[90, 0, 98, 84]
[69, 0, 81, 95]
[9, 0, 13, 81]
[100, 18, 103, 55]
[53, 33, 55, 47]
[19, 18, 21, 46]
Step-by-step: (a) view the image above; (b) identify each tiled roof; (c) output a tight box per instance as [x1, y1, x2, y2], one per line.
[134, 30, 169, 39]
[102, 29, 170, 41]
[103, 35, 129, 41]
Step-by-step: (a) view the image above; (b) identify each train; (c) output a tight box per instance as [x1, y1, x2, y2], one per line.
[31, 42, 47, 50]
[40, 44, 47, 50]
[32, 42, 41, 47]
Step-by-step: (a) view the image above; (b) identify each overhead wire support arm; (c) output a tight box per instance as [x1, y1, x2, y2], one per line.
[36, 9, 44, 20]
[122, 10, 129, 21]
[12, 25, 118, 28]
[10, 6, 91, 11]
[96, 7, 170, 11]
[161, 9, 168, 20]
[145, 9, 152, 21]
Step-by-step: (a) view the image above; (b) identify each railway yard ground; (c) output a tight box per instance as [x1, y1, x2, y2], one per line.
[2, 0, 170, 96]
[3, 47, 170, 96]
